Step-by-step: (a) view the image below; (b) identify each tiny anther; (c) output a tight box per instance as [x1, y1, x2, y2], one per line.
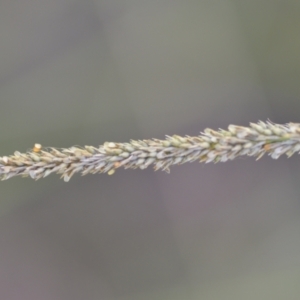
[33, 143, 42, 153]
[263, 144, 272, 152]
[108, 169, 115, 175]
[114, 162, 121, 168]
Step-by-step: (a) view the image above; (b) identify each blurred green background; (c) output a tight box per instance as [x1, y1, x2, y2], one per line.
[0, 1, 300, 299]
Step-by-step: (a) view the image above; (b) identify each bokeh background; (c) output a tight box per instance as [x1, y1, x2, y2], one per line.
[1, 1, 300, 299]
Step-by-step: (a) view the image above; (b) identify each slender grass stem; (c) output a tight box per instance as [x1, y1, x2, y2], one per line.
[1, 121, 300, 182]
